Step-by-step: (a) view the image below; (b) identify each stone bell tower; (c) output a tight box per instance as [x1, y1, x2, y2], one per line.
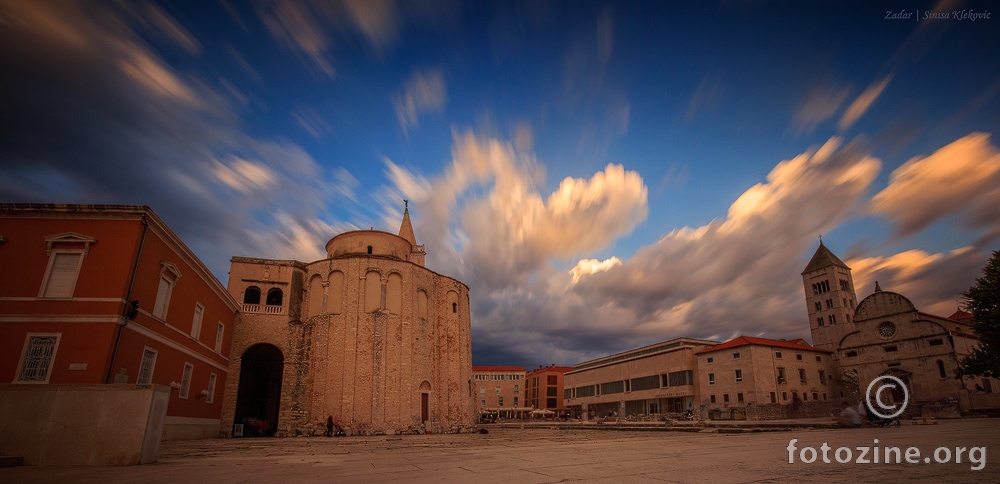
[801, 241, 858, 352]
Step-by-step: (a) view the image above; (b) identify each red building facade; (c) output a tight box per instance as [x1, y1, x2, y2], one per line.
[0, 204, 238, 439]
[526, 365, 573, 413]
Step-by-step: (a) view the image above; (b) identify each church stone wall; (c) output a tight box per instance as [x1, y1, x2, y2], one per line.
[222, 229, 474, 437]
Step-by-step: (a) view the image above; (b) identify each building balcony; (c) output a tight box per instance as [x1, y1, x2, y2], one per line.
[242, 304, 284, 314]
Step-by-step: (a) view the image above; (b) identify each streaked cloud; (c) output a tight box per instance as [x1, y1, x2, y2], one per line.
[847, 245, 986, 318]
[791, 84, 850, 134]
[469, 138, 882, 363]
[212, 157, 278, 193]
[871, 132, 1000, 243]
[144, 2, 201, 55]
[292, 106, 334, 139]
[392, 69, 447, 135]
[341, 0, 400, 51]
[839, 76, 891, 131]
[386, 130, 647, 292]
[257, 0, 335, 77]
[0, 0, 354, 276]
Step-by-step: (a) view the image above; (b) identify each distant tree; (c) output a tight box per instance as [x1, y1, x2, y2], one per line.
[957, 250, 1000, 379]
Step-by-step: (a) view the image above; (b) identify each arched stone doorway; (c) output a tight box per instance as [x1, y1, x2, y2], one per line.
[234, 343, 284, 437]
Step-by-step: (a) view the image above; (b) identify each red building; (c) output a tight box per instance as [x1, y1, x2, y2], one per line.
[0, 204, 239, 440]
[525, 365, 573, 413]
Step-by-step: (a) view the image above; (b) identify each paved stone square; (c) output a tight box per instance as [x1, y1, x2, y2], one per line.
[3, 419, 998, 483]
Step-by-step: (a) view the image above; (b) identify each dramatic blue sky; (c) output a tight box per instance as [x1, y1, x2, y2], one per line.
[2, 1, 999, 367]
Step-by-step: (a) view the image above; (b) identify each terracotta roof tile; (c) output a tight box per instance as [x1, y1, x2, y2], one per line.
[472, 366, 526, 372]
[695, 335, 832, 355]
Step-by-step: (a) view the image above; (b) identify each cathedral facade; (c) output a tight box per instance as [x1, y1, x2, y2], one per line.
[219, 208, 474, 436]
[802, 242, 997, 416]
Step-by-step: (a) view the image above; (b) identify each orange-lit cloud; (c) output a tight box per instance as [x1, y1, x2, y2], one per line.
[838, 76, 891, 131]
[387, 130, 647, 289]
[871, 132, 1000, 243]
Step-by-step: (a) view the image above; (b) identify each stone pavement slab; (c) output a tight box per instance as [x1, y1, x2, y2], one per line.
[2, 419, 998, 483]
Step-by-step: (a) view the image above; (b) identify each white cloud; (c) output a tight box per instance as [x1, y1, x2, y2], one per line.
[570, 257, 621, 283]
[392, 69, 447, 135]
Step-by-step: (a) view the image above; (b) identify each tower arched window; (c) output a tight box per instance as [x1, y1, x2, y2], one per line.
[266, 288, 283, 306]
[367, 246, 372, 255]
[244, 286, 261, 304]
[937, 360, 947, 379]
[452, 302, 457, 313]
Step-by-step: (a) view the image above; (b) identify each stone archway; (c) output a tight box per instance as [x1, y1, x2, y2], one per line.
[234, 343, 284, 437]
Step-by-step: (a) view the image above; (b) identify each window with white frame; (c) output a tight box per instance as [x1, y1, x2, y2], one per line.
[137, 347, 157, 385]
[207, 373, 217, 404]
[191, 303, 204, 339]
[179, 362, 194, 399]
[39, 251, 85, 298]
[38, 232, 95, 298]
[215, 322, 224, 352]
[15, 333, 61, 383]
[152, 262, 181, 320]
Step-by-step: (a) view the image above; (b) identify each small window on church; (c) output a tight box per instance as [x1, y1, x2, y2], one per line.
[928, 339, 943, 346]
[817, 317, 824, 327]
[367, 246, 372, 255]
[452, 302, 457, 313]
[266, 288, 283, 306]
[936, 360, 947, 378]
[845, 350, 858, 357]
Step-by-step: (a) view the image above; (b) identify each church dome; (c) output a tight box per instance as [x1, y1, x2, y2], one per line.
[854, 289, 917, 322]
[325, 229, 412, 261]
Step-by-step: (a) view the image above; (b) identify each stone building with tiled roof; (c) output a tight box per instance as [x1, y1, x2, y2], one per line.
[695, 336, 836, 419]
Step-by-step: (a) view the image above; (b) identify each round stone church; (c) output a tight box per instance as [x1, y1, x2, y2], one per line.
[220, 207, 474, 436]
